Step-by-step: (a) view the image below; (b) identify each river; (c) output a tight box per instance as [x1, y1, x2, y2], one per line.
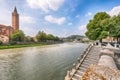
[0, 43, 88, 80]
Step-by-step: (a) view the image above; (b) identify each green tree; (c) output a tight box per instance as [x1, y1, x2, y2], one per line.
[54, 36, 60, 41]
[36, 31, 47, 42]
[46, 34, 55, 40]
[86, 12, 110, 41]
[46, 34, 60, 41]
[98, 31, 108, 39]
[0, 40, 3, 45]
[10, 30, 25, 42]
[110, 15, 120, 42]
[25, 36, 34, 42]
[115, 26, 120, 42]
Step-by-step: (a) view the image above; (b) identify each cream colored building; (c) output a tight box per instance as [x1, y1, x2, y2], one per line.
[102, 36, 120, 43]
[0, 35, 9, 43]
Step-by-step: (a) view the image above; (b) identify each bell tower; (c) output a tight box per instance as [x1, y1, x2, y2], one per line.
[12, 6, 19, 30]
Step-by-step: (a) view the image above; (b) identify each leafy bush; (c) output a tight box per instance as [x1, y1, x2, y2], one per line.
[0, 40, 2, 45]
[10, 41, 17, 45]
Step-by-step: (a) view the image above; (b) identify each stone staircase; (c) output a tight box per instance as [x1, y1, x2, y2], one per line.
[71, 46, 101, 80]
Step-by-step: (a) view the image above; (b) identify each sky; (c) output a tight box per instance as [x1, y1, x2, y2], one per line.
[0, 0, 120, 37]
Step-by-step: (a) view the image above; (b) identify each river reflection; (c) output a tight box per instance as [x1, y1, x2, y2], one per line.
[0, 43, 88, 80]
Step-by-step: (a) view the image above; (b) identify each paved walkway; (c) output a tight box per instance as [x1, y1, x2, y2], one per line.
[71, 46, 101, 80]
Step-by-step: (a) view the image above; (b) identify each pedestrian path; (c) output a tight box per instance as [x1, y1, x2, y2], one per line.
[65, 45, 101, 80]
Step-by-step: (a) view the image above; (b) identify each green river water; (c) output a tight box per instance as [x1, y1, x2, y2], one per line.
[0, 43, 88, 80]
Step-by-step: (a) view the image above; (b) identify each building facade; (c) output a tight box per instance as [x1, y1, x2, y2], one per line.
[0, 7, 19, 43]
[102, 36, 120, 43]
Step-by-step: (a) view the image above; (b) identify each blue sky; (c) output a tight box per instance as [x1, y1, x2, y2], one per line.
[0, 0, 120, 37]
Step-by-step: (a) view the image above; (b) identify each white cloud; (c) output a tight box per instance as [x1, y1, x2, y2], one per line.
[0, 10, 10, 25]
[85, 12, 92, 17]
[0, 0, 11, 25]
[0, 0, 2, 2]
[21, 26, 37, 36]
[68, 22, 72, 26]
[107, 6, 120, 16]
[78, 25, 87, 35]
[26, 0, 64, 12]
[44, 15, 66, 25]
[41, 28, 55, 34]
[20, 15, 35, 23]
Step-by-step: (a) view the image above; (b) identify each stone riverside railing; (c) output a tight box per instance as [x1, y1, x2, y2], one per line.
[82, 47, 120, 80]
[65, 44, 93, 80]
[98, 48, 118, 70]
[65, 43, 120, 80]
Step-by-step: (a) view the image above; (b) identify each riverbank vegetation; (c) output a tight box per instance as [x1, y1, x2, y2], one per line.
[86, 12, 120, 42]
[10, 30, 61, 43]
[0, 44, 45, 49]
[36, 31, 60, 42]
[0, 30, 62, 49]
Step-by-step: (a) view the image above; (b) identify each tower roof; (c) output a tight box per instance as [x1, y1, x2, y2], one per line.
[13, 6, 17, 13]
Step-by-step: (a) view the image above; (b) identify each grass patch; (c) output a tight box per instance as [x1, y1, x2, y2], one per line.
[0, 44, 46, 49]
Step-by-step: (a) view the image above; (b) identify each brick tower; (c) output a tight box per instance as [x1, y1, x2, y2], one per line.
[12, 6, 19, 30]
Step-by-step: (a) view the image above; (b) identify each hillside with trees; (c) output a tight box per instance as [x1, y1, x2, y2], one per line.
[66, 35, 84, 40]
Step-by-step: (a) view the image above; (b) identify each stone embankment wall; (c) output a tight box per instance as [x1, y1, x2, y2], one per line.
[82, 64, 120, 80]
[82, 45, 120, 80]
[65, 43, 120, 80]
